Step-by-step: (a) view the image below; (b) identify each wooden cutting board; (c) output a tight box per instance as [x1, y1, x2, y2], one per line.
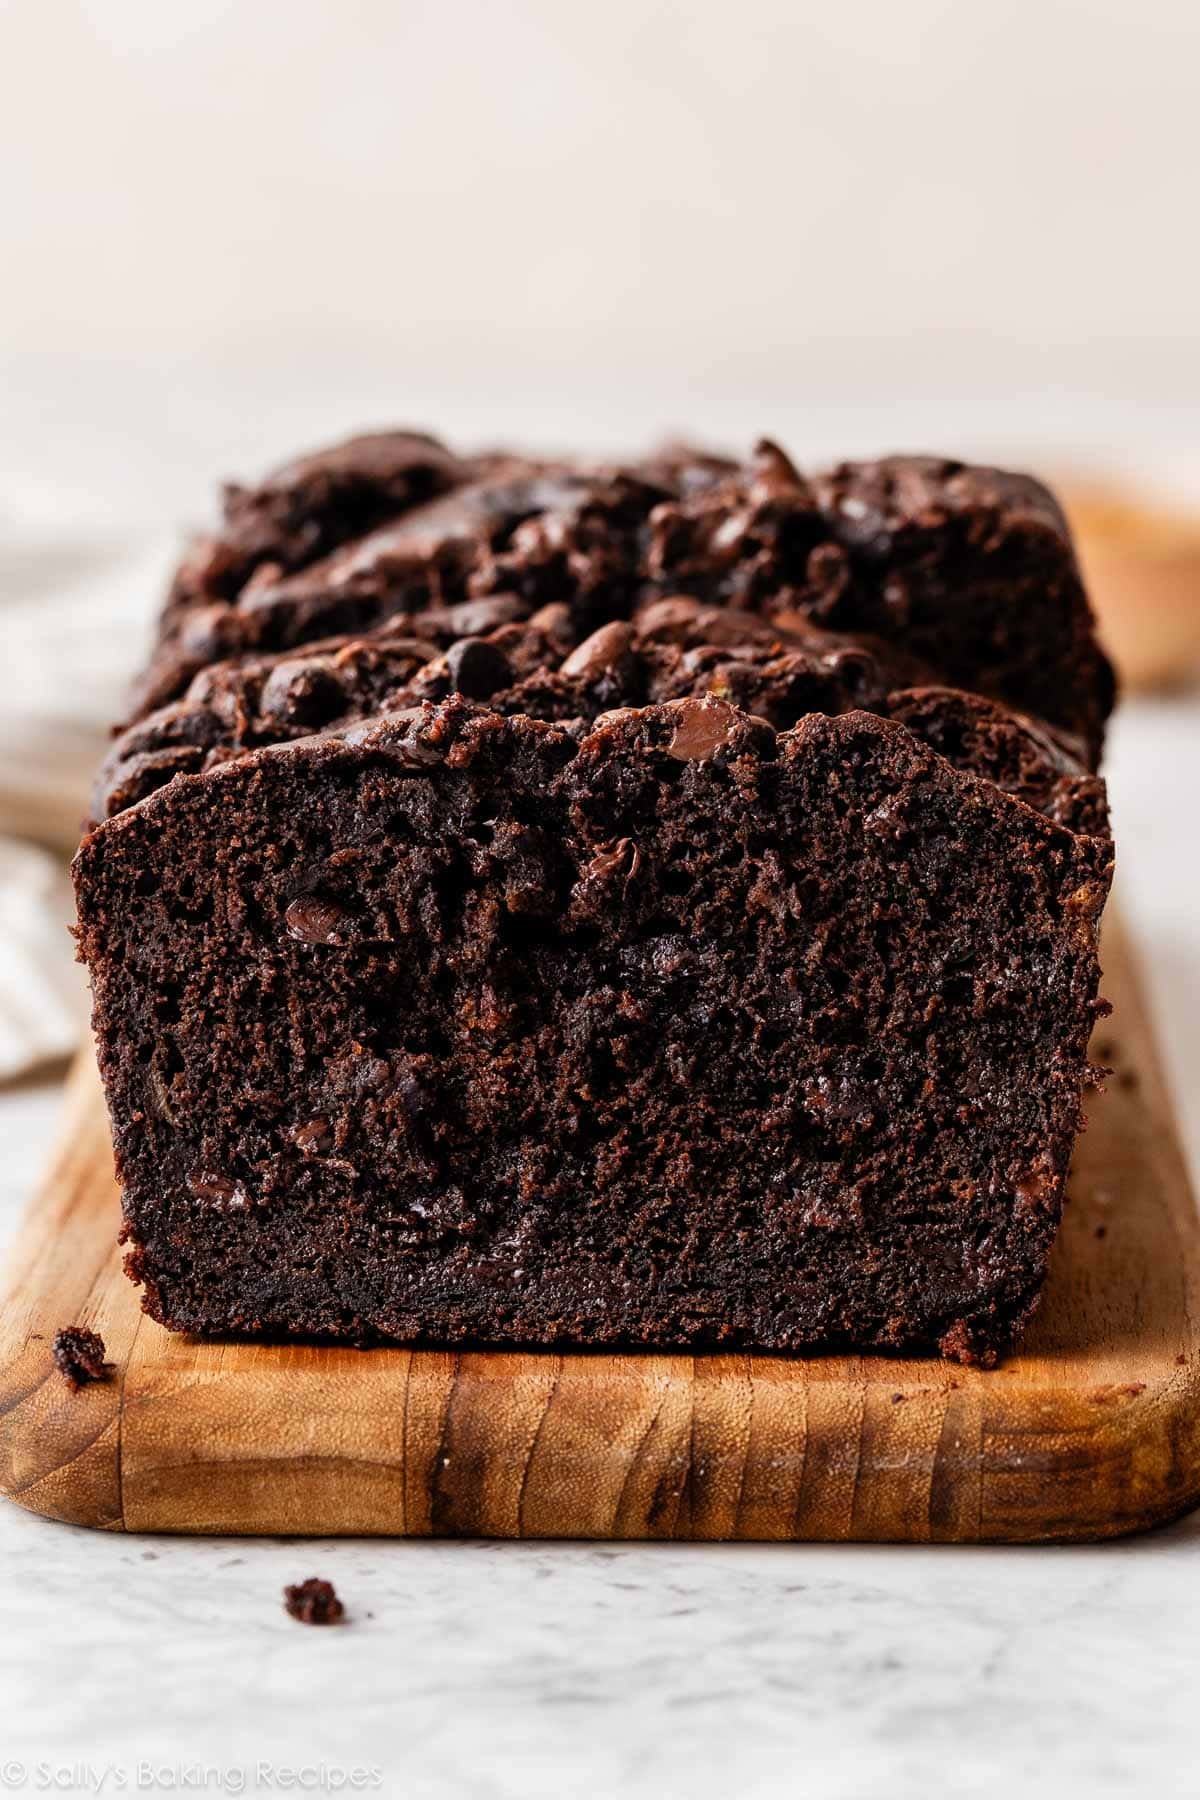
[1, 908, 1197, 1543]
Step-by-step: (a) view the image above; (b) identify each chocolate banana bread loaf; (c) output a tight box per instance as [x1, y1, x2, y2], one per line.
[73, 431, 1115, 1364]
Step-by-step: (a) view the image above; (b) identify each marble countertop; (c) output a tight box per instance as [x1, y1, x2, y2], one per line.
[2, 695, 1198, 1800]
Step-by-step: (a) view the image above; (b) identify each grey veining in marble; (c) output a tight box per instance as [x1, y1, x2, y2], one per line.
[4, 1507, 1200, 1800]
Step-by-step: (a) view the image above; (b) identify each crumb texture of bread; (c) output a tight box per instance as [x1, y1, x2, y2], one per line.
[74, 431, 1116, 1365]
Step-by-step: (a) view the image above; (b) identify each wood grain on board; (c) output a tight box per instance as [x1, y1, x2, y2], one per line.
[1, 908, 1197, 1542]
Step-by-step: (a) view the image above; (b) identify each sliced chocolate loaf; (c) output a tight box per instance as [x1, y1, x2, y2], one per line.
[75, 696, 1110, 1363]
[74, 431, 1116, 1364]
[95, 602, 1107, 842]
[133, 432, 1113, 762]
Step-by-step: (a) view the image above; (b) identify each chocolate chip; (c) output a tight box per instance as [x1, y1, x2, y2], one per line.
[292, 1117, 333, 1155]
[444, 636, 512, 699]
[179, 602, 236, 660]
[187, 1171, 251, 1212]
[665, 697, 741, 762]
[589, 706, 642, 735]
[285, 894, 347, 945]
[259, 657, 346, 728]
[440, 595, 527, 637]
[820, 644, 880, 697]
[342, 707, 447, 767]
[585, 836, 642, 885]
[634, 597, 708, 644]
[560, 621, 636, 682]
[526, 600, 574, 641]
[636, 597, 784, 652]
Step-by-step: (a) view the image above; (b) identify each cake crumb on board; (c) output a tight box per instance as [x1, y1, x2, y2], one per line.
[51, 1326, 112, 1392]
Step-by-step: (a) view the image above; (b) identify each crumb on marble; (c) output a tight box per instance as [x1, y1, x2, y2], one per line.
[284, 1578, 345, 1625]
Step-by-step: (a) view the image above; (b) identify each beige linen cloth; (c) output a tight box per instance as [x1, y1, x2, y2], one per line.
[0, 515, 174, 1081]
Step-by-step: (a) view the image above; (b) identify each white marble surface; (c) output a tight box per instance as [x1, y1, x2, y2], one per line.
[1, 695, 1198, 1800]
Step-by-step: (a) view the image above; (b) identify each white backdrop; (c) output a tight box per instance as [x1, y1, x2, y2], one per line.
[3, 0, 1200, 524]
